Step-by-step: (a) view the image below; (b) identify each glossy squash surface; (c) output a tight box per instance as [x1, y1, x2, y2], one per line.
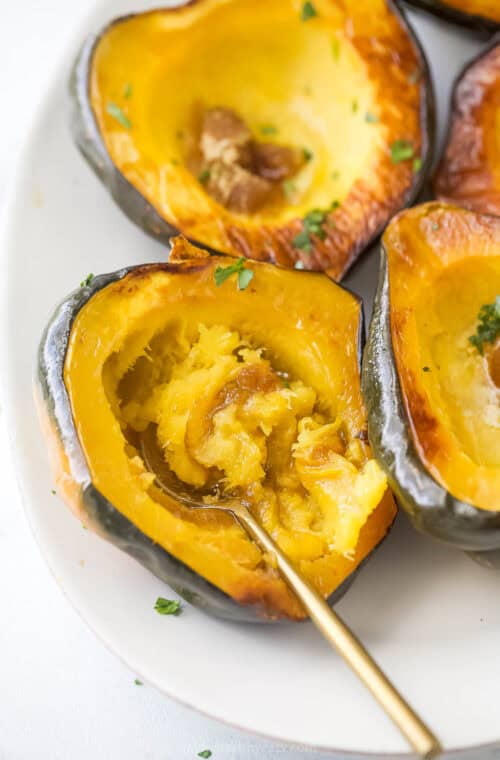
[403, 0, 500, 32]
[72, 0, 433, 278]
[37, 238, 396, 620]
[363, 203, 500, 561]
[434, 37, 500, 216]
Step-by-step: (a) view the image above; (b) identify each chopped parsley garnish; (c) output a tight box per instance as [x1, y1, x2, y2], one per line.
[134, 679, 143, 685]
[408, 68, 421, 85]
[106, 102, 131, 129]
[282, 180, 297, 200]
[301, 1, 317, 21]
[422, 366, 431, 372]
[302, 147, 313, 162]
[352, 100, 359, 114]
[292, 203, 339, 252]
[365, 112, 378, 124]
[123, 83, 133, 99]
[292, 229, 312, 252]
[331, 39, 340, 61]
[154, 597, 182, 616]
[390, 140, 414, 163]
[51, 489, 56, 495]
[198, 752, 212, 759]
[413, 157, 422, 172]
[431, 222, 440, 231]
[260, 124, 278, 136]
[469, 296, 500, 355]
[304, 209, 328, 240]
[198, 168, 211, 184]
[214, 257, 254, 291]
[80, 273, 94, 288]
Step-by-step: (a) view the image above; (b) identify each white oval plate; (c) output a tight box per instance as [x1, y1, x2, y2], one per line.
[2, 1, 500, 756]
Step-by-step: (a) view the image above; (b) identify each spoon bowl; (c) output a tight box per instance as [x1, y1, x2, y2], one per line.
[138, 426, 441, 759]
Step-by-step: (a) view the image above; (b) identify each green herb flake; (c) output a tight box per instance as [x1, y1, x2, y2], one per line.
[80, 273, 94, 288]
[413, 157, 422, 173]
[422, 366, 431, 372]
[214, 258, 254, 291]
[302, 147, 313, 162]
[352, 100, 359, 114]
[292, 229, 312, 252]
[301, 1, 317, 21]
[331, 38, 340, 61]
[154, 597, 182, 616]
[106, 102, 131, 129]
[431, 222, 440, 231]
[282, 180, 297, 200]
[237, 268, 254, 291]
[198, 752, 212, 759]
[260, 124, 278, 136]
[303, 209, 327, 240]
[469, 296, 500, 355]
[51, 489, 56, 495]
[123, 83, 133, 99]
[198, 168, 211, 184]
[134, 679, 143, 686]
[390, 140, 414, 164]
[365, 111, 378, 124]
[408, 68, 421, 85]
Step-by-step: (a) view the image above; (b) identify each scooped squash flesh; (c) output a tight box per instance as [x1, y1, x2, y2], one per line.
[384, 204, 500, 511]
[80, 0, 432, 277]
[53, 238, 395, 620]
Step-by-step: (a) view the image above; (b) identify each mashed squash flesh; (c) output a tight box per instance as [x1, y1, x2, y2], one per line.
[120, 323, 387, 557]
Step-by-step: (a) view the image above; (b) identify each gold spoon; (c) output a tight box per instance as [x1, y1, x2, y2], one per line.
[139, 426, 441, 759]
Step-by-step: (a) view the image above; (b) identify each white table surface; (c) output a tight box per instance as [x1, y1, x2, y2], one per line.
[0, 3, 489, 759]
[0, 2, 323, 758]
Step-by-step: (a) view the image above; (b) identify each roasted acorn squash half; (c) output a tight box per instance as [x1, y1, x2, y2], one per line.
[363, 203, 500, 567]
[36, 237, 396, 621]
[434, 36, 500, 216]
[71, 0, 433, 279]
[403, 0, 500, 33]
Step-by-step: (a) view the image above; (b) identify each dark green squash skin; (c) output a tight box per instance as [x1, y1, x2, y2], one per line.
[402, 0, 499, 35]
[69, 1, 435, 277]
[70, 31, 179, 248]
[37, 262, 385, 622]
[362, 248, 500, 567]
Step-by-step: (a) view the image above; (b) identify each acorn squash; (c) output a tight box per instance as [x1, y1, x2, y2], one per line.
[36, 237, 396, 621]
[434, 37, 500, 216]
[71, 0, 433, 279]
[403, 0, 500, 32]
[362, 202, 500, 567]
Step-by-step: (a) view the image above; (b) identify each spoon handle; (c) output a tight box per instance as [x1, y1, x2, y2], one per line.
[233, 505, 441, 759]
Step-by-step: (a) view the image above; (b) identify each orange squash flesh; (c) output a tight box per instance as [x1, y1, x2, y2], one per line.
[386, 203, 500, 512]
[58, 240, 396, 620]
[434, 40, 500, 216]
[87, 0, 430, 278]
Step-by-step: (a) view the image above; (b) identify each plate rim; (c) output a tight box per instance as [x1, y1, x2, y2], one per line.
[1, 1, 500, 757]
